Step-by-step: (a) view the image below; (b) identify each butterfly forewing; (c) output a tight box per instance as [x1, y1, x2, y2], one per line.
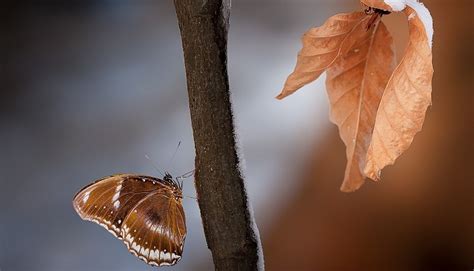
[73, 174, 158, 237]
[72, 174, 186, 267]
[121, 190, 186, 266]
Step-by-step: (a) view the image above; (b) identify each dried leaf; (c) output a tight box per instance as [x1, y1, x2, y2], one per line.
[363, 7, 434, 180]
[326, 18, 396, 191]
[277, 0, 434, 191]
[277, 12, 367, 99]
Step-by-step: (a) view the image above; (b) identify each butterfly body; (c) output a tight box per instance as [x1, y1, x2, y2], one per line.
[73, 173, 186, 267]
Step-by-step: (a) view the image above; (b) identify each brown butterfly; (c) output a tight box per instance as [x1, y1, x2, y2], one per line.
[73, 173, 186, 267]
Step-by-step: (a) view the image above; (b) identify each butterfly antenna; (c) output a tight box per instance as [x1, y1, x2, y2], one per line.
[167, 141, 182, 171]
[145, 154, 165, 177]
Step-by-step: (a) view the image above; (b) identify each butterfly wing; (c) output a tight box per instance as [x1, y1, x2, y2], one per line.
[121, 190, 186, 266]
[72, 174, 166, 238]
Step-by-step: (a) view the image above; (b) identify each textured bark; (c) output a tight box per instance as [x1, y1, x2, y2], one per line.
[173, 1, 262, 270]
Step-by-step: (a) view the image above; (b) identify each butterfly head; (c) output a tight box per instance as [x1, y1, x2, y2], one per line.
[163, 172, 183, 200]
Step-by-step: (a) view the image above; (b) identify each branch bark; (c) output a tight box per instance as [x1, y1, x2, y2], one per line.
[173, 0, 262, 270]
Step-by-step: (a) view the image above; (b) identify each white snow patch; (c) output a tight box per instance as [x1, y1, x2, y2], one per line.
[384, 0, 406, 11]
[384, 0, 433, 47]
[405, 0, 433, 48]
[229, 87, 264, 269]
[247, 193, 265, 270]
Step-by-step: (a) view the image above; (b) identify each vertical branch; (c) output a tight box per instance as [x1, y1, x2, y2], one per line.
[173, 0, 263, 270]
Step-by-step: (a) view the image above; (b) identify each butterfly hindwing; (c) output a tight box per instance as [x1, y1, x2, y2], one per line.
[73, 173, 186, 267]
[121, 189, 186, 266]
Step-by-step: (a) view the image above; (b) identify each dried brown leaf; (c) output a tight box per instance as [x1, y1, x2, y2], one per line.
[277, 12, 367, 99]
[364, 7, 434, 180]
[278, 1, 434, 191]
[326, 18, 396, 191]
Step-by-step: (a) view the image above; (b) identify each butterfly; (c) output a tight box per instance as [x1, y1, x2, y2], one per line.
[73, 173, 186, 267]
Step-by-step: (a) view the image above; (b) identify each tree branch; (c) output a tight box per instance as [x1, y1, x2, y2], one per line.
[173, 0, 262, 270]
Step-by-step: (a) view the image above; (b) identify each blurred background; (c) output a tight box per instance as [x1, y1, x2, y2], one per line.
[0, 0, 472, 270]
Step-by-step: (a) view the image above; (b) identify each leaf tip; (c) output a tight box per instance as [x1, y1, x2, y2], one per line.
[275, 92, 288, 100]
[340, 171, 366, 192]
[340, 178, 366, 192]
[340, 184, 360, 193]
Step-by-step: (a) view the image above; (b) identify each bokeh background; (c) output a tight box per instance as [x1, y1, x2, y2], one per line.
[1, 0, 472, 270]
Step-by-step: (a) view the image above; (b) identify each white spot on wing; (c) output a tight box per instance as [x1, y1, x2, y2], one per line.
[112, 192, 120, 202]
[83, 191, 90, 203]
[111, 182, 122, 208]
[84, 217, 119, 238]
[132, 242, 141, 252]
